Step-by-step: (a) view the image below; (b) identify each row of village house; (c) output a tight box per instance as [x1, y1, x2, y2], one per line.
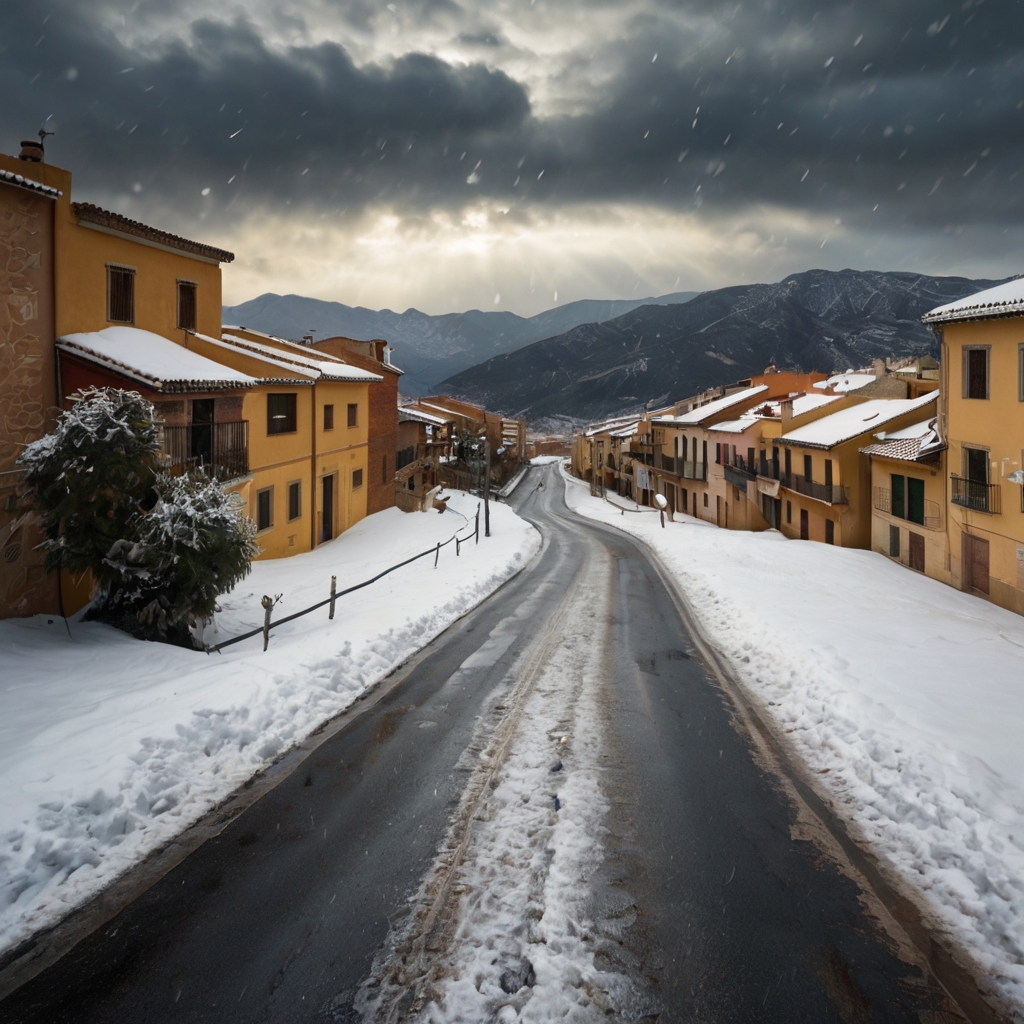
[572, 276, 1024, 620]
[0, 139, 524, 620]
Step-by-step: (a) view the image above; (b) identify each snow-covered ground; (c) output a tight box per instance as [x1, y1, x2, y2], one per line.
[0, 491, 539, 958]
[562, 466, 1024, 1014]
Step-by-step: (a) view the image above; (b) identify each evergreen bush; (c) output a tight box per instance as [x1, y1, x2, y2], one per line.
[19, 388, 259, 644]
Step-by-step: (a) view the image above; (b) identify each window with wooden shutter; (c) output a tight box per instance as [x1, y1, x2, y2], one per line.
[963, 347, 989, 400]
[908, 478, 925, 525]
[256, 487, 273, 532]
[177, 280, 197, 331]
[348, 403, 358, 427]
[107, 265, 135, 323]
[891, 474, 905, 518]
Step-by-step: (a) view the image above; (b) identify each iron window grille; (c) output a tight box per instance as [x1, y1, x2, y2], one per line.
[107, 265, 135, 323]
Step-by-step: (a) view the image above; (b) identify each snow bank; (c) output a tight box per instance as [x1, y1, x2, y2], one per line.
[0, 492, 539, 957]
[562, 468, 1024, 1012]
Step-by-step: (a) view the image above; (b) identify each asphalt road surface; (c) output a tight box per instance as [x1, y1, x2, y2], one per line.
[0, 463, 985, 1023]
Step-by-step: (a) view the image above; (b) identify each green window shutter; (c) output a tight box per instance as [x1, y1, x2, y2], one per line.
[908, 477, 925, 525]
[891, 474, 905, 519]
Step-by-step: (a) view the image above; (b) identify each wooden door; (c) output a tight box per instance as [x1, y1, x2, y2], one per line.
[909, 532, 925, 572]
[716, 495, 722, 526]
[322, 474, 334, 542]
[965, 534, 989, 593]
[799, 508, 809, 540]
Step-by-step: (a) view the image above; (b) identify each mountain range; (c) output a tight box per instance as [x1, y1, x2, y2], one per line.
[222, 290, 699, 395]
[437, 269, 1009, 423]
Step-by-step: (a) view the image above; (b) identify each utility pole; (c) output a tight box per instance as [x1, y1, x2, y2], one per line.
[484, 436, 491, 537]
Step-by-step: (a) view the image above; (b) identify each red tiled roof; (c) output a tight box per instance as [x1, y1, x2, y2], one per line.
[72, 202, 234, 263]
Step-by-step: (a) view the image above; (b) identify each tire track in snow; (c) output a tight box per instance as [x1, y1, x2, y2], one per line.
[358, 544, 645, 1023]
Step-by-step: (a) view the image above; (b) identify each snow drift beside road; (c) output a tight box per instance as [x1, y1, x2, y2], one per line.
[562, 468, 1024, 1013]
[0, 492, 539, 958]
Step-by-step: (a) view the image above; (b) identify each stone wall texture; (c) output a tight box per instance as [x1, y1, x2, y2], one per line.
[0, 182, 59, 617]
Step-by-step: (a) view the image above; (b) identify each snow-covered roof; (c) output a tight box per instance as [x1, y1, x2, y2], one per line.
[400, 406, 450, 426]
[219, 333, 382, 382]
[812, 373, 876, 393]
[57, 327, 256, 393]
[707, 417, 760, 435]
[779, 393, 938, 450]
[859, 418, 945, 462]
[922, 279, 1024, 324]
[609, 421, 640, 438]
[653, 385, 769, 426]
[0, 168, 62, 198]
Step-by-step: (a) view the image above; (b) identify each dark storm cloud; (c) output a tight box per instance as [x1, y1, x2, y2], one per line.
[3, 0, 1023, 234]
[0, 3, 529, 218]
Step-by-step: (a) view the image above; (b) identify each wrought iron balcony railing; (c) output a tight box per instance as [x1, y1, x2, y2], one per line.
[951, 475, 1000, 514]
[782, 473, 849, 505]
[161, 421, 249, 482]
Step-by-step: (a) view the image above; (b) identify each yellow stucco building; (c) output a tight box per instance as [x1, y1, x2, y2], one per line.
[923, 283, 1024, 612]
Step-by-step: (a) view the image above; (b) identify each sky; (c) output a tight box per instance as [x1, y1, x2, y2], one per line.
[3, 0, 1023, 315]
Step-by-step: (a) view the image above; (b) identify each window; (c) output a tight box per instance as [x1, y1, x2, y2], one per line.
[747, 447, 755, 471]
[288, 481, 301, 521]
[256, 487, 273, 532]
[908, 478, 925, 526]
[824, 459, 833, 488]
[964, 446, 988, 484]
[803, 454, 813, 482]
[107, 265, 135, 323]
[177, 280, 197, 331]
[963, 346, 989, 400]
[352, 468, 363, 489]
[382, 454, 388, 484]
[681, 488, 688, 512]
[825, 519, 834, 545]
[889, 524, 900, 558]
[891, 473, 905, 518]
[784, 448, 792, 480]
[324, 404, 334, 430]
[267, 393, 297, 434]
[786, 500, 792, 524]
[347, 403, 358, 427]
[703, 492, 708, 507]
[715, 443, 722, 464]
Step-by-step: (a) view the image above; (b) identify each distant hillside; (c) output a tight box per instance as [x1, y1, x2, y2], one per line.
[222, 291, 699, 395]
[437, 269, 1008, 422]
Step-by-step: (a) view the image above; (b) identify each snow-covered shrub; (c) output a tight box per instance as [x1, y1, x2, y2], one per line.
[17, 388, 160, 592]
[18, 387, 258, 644]
[105, 473, 258, 639]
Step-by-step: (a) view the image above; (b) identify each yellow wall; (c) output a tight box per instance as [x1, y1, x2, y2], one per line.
[941, 318, 1024, 612]
[868, 455, 949, 584]
[0, 154, 224, 344]
[776, 401, 937, 548]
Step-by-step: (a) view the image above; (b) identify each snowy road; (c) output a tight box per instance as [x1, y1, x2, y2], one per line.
[0, 464, 997, 1023]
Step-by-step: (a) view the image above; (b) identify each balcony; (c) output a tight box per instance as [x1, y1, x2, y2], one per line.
[873, 487, 941, 529]
[951, 475, 1001, 514]
[783, 473, 849, 505]
[724, 464, 755, 490]
[161, 421, 249, 482]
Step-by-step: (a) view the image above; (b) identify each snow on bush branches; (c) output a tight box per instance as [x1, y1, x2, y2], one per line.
[18, 388, 258, 643]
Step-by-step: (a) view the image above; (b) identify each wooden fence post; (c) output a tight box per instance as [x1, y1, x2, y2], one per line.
[329, 575, 337, 619]
[261, 595, 273, 651]
[475, 503, 480, 544]
[434, 541, 440, 567]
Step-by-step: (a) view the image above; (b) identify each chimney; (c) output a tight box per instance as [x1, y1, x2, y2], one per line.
[780, 398, 794, 428]
[872, 358, 885, 380]
[19, 139, 44, 163]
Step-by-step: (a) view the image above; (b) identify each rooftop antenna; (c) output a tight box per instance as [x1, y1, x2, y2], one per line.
[38, 127, 54, 145]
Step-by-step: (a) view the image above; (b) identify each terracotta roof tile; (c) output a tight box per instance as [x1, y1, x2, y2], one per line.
[72, 202, 234, 263]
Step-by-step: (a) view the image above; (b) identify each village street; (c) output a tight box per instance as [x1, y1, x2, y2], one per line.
[0, 463, 986, 1023]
